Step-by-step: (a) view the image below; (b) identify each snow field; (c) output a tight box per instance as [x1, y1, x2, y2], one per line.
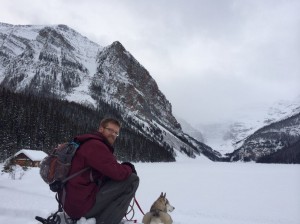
[0, 158, 299, 224]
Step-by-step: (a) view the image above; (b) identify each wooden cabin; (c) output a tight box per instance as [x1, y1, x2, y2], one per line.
[14, 149, 48, 167]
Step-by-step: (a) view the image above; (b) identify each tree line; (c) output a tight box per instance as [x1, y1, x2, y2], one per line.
[0, 87, 175, 162]
[257, 139, 300, 164]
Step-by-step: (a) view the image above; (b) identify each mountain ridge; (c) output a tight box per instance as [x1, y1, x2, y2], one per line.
[0, 22, 220, 161]
[3, 22, 298, 163]
[196, 97, 300, 157]
[229, 111, 300, 162]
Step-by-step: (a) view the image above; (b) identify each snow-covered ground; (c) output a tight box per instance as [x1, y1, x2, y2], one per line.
[0, 155, 300, 224]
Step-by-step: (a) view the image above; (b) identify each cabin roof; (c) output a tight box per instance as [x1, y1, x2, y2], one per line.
[14, 149, 48, 161]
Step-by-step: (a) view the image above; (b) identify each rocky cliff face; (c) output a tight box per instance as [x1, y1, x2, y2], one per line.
[0, 24, 98, 97]
[91, 41, 181, 131]
[0, 22, 220, 160]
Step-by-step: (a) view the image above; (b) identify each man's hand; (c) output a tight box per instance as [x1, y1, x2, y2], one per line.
[122, 162, 137, 175]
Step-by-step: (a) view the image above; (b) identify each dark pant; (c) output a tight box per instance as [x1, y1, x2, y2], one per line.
[85, 174, 139, 224]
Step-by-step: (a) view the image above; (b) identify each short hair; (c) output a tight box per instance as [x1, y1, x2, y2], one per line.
[100, 118, 121, 128]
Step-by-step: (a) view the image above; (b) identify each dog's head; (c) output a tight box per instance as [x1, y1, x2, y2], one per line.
[152, 192, 175, 213]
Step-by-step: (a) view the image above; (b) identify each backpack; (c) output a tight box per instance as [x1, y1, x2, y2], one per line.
[36, 139, 95, 224]
[39, 140, 89, 192]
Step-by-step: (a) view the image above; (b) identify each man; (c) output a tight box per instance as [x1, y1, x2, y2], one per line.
[61, 118, 139, 224]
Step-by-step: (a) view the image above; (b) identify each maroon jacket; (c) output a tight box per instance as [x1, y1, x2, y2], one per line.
[62, 132, 132, 219]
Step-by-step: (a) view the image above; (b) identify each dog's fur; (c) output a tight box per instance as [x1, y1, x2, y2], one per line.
[142, 192, 175, 224]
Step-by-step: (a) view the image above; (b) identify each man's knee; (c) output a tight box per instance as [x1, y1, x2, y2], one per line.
[129, 173, 139, 182]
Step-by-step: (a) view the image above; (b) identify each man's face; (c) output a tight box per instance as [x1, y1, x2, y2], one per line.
[99, 123, 120, 145]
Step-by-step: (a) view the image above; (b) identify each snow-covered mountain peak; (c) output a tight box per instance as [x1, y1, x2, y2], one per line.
[196, 97, 300, 156]
[0, 22, 220, 161]
[265, 97, 300, 124]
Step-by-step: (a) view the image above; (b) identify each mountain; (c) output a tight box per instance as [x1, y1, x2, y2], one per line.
[0, 22, 220, 161]
[0, 23, 100, 100]
[196, 97, 300, 157]
[257, 138, 300, 163]
[195, 122, 239, 156]
[176, 117, 205, 143]
[228, 112, 300, 162]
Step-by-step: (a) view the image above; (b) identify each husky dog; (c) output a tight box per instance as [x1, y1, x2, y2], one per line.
[142, 192, 175, 224]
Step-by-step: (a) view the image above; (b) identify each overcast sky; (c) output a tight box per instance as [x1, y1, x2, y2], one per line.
[1, 0, 299, 125]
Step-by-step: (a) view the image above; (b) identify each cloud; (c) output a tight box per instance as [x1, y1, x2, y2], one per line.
[1, 0, 299, 125]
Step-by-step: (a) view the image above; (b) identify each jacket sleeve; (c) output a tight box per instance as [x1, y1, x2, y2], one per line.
[82, 139, 132, 181]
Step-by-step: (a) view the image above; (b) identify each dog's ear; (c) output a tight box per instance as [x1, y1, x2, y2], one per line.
[160, 192, 167, 198]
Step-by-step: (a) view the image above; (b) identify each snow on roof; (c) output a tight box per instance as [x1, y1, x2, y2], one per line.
[14, 149, 48, 161]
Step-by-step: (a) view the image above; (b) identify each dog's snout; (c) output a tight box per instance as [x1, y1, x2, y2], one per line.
[167, 204, 175, 212]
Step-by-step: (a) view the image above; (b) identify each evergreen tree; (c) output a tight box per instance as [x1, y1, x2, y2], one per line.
[0, 87, 175, 162]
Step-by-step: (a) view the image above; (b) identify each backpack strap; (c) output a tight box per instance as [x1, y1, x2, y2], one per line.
[62, 167, 90, 184]
[60, 137, 101, 199]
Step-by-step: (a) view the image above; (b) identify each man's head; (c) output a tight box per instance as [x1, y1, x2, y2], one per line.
[99, 118, 121, 145]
